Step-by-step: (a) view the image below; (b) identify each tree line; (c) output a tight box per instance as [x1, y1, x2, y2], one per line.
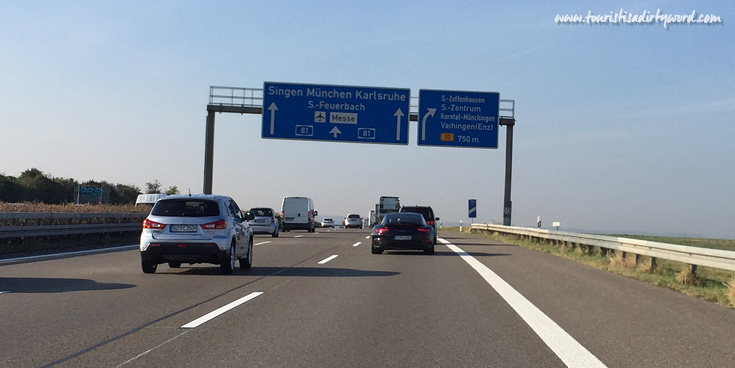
[0, 168, 178, 205]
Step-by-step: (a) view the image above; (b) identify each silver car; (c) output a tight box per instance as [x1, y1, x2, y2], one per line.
[246, 207, 280, 237]
[139, 194, 253, 275]
[344, 213, 363, 229]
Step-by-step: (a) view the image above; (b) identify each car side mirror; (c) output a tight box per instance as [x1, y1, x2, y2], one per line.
[435, 217, 440, 221]
[314, 210, 318, 216]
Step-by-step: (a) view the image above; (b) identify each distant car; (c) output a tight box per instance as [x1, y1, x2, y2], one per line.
[246, 207, 279, 237]
[139, 194, 253, 275]
[344, 213, 363, 229]
[399, 205, 439, 244]
[371, 212, 435, 255]
[321, 218, 335, 228]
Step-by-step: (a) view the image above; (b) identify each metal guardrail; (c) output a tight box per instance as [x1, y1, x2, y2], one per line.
[0, 213, 146, 239]
[470, 223, 735, 272]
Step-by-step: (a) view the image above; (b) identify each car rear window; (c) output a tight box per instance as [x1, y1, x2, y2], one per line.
[348, 214, 360, 218]
[252, 208, 273, 217]
[383, 213, 425, 225]
[152, 199, 220, 217]
[401, 207, 432, 219]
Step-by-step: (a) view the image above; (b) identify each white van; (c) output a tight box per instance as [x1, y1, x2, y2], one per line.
[135, 193, 167, 207]
[281, 197, 317, 232]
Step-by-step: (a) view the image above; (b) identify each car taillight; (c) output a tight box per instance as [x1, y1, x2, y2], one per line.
[201, 219, 227, 229]
[143, 219, 165, 229]
[426, 220, 435, 226]
[417, 227, 431, 233]
[375, 227, 389, 235]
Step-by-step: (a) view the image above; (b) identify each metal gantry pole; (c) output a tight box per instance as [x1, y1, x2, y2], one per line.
[500, 117, 515, 226]
[203, 109, 216, 194]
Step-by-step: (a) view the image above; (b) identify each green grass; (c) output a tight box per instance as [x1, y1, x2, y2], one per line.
[443, 227, 735, 309]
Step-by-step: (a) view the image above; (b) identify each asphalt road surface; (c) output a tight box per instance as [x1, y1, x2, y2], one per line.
[2, 229, 735, 367]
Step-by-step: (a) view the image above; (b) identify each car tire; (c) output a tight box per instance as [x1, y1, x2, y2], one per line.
[272, 228, 279, 237]
[142, 259, 157, 274]
[424, 245, 435, 255]
[239, 237, 253, 269]
[220, 243, 235, 275]
[168, 262, 181, 268]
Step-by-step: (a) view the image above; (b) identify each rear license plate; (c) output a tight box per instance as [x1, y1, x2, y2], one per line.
[394, 235, 412, 241]
[171, 225, 198, 232]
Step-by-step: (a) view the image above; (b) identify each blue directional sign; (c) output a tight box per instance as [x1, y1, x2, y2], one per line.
[468, 199, 477, 218]
[418, 89, 500, 148]
[262, 82, 410, 145]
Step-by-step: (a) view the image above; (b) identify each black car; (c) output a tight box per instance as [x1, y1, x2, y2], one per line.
[371, 212, 435, 255]
[399, 205, 439, 244]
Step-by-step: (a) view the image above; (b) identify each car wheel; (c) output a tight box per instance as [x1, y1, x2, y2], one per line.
[220, 242, 235, 275]
[168, 262, 181, 268]
[142, 259, 157, 274]
[239, 237, 253, 269]
[424, 245, 435, 255]
[272, 228, 279, 237]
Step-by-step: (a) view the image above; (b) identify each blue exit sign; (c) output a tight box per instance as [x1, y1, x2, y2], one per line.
[418, 90, 500, 149]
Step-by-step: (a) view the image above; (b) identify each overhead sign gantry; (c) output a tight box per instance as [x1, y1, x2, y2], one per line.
[204, 83, 515, 225]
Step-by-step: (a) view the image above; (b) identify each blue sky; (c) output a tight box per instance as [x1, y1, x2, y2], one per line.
[1, 1, 733, 238]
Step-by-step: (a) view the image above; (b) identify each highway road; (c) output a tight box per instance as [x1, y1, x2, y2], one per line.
[2, 228, 735, 367]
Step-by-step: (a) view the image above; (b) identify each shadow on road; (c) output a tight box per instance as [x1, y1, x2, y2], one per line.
[381, 251, 511, 257]
[0, 277, 134, 294]
[164, 266, 400, 278]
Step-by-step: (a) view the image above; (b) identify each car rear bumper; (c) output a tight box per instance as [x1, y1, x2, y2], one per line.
[140, 243, 228, 265]
[250, 224, 276, 234]
[371, 235, 433, 250]
[282, 222, 312, 230]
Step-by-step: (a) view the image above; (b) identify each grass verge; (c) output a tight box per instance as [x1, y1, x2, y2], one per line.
[443, 227, 735, 309]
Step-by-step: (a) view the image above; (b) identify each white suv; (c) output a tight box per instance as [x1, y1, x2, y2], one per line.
[344, 214, 363, 229]
[139, 194, 253, 275]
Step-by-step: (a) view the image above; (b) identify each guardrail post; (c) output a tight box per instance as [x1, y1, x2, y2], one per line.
[689, 264, 698, 279]
[650, 257, 658, 272]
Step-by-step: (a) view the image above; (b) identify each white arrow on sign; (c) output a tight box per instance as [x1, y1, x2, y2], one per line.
[421, 108, 436, 141]
[329, 126, 342, 138]
[268, 102, 278, 134]
[394, 108, 404, 141]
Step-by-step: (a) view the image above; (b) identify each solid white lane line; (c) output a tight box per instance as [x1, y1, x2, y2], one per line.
[295, 235, 303, 238]
[255, 241, 272, 246]
[439, 238, 607, 368]
[181, 292, 264, 329]
[352, 242, 362, 247]
[0, 245, 139, 265]
[318, 255, 338, 264]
